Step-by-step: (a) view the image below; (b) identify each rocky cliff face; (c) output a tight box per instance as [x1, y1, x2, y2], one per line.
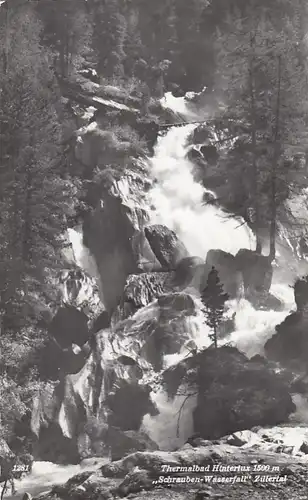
[83, 173, 151, 312]
[32, 290, 204, 463]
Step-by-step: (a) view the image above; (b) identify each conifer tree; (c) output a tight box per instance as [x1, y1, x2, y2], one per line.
[214, 1, 308, 260]
[0, 7, 76, 335]
[201, 267, 229, 349]
[36, 0, 92, 77]
[92, 0, 127, 79]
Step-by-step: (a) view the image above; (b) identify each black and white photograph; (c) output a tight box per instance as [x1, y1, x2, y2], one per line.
[1, 0, 308, 499]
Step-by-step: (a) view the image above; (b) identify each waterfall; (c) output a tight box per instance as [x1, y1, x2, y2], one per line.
[150, 125, 255, 258]
[67, 226, 99, 279]
[142, 94, 296, 450]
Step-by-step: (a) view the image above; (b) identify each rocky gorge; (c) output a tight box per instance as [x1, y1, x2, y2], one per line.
[3, 78, 308, 500]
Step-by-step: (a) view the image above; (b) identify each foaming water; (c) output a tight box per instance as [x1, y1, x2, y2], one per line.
[142, 387, 197, 451]
[67, 225, 104, 303]
[162, 92, 199, 120]
[67, 226, 99, 278]
[8, 459, 107, 499]
[150, 125, 255, 258]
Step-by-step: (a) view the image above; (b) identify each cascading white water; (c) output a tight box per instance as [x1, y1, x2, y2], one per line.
[9, 459, 108, 500]
[143, 94, 296, 450]
[150, 125, 255, 258]
[67, 226, 99, 279]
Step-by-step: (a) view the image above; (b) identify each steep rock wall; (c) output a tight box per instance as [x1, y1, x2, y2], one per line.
[83, 174, 151, 312]
[32, 292, 203, 462]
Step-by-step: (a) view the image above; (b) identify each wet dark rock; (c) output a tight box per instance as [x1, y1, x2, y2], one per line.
[173, 256, 205, 290]
[33, 424, 80, 464]
[105, 382, 159, 431]
[144, 224, 189, 270]
[265, 311, 307, 370]
[49, 306, 89, 348]
[117, 355, 137, 366]
[115, 272, 172, 320]
[294, 276, 308, 312]
[132, 229, 162, 272]
[91, 310, 110, 333]
[265, 277, 308, 370]
[104, 428, 158, 461]
[202, 190, 217, 205]
[187, 146, 204, 162]
[235, 249, 273, 297]
[300, 441, 308, 454]
[225, 430, 257, 447]
[192, 347, 294, 439]
[134, 118, 159, 152]
[249, 355, 270, 366]
[200, 144, 219, 164]
[22, 493, 32, 500]
[190, 124, 216, 145]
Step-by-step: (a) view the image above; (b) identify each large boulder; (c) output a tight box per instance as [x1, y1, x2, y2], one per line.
[173, 256, 205, 290]
[265, 277, 308, 371]
[57, 268, 104, 322]
[266, 311, 308, 370]
[106, 429, 158, 462]
[192, 347, 294, 439]
[294, 276, 308, 313]
[189, 123, 217, 145]
[105, 382, 159, 431]
[114, 272, 173, 321]
[114, 292, 200, 371]
[144, 224, 189, 270]
[49, 306, 89, 349]
[235, 249, 273, 299]
[131, 230, 162, 272]
[37, 337, 91, 380]
[162, 346, 294, 440]
[205, 249, 241, 298]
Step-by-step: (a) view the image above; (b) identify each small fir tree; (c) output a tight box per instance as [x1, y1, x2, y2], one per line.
[201, 266, 229, 349]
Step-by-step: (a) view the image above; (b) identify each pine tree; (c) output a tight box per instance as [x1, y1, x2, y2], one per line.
[201, 267, 229, 349]
[91, 0, 127, 79]
[214, 1, 308, 260]
[0, 7, 76, 335]
[36, 0, 92, 77]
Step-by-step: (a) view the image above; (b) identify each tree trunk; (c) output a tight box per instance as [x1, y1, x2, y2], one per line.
[213, 322, 218, 349]
[1, 480, 7, 500]
[269, 55, 282, 262]
[248, 31, 262, 254]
